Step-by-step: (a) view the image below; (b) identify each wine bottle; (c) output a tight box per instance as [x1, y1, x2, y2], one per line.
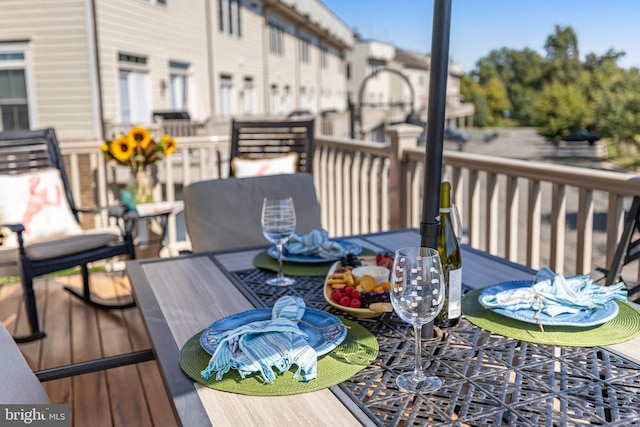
[435, 181, 462, 328]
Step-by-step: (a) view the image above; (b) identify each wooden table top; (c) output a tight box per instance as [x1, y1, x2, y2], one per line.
[126, 229, 640, 426]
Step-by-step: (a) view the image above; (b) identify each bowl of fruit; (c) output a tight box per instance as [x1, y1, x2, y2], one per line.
[323, 252, 394, 318]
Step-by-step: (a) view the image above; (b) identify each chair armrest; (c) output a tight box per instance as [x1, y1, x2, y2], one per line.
[0, 223, 27, 252]
[1, 223, 25, 234]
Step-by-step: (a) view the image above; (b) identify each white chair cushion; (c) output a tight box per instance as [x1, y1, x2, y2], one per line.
[0, 169, 82, 247]
[0, 227, 122, 261]
[231, 152, 298, 178]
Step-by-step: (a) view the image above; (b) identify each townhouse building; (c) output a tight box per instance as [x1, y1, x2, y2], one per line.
[0, 0, 353, 144]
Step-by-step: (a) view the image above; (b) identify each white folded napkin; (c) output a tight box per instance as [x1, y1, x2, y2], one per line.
[201, 296, 318, 383]
[284, 229, 345, 259]
[479, 267, 628, 318]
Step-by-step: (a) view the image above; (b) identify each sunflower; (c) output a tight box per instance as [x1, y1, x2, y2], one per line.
[109, 136, 136, 163]
[161, 134, 177, 155]
[128, 126, 152, 149]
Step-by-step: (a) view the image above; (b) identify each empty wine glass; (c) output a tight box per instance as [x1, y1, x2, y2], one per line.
[261, 197, 296, 286]
[390, 247, 445, 393]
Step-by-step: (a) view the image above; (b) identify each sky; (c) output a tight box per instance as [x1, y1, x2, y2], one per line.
[322, 0, 640, 73]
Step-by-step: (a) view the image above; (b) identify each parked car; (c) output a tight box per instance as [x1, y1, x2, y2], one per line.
[444, 127, 470, 143]
[417, 127, 469, 151]
[564, 129, 601, 145]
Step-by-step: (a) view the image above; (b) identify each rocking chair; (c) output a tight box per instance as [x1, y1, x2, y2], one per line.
[0, 128, 136, 342]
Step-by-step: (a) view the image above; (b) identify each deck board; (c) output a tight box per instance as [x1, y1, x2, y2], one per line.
[0, 271, 177, 427]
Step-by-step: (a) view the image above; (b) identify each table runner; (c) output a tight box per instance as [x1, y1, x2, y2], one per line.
[252, 247, 377, 276]
[179, 318, 378, 396]
[462, 288, 640, 346]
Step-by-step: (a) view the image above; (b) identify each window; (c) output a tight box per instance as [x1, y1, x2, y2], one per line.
[300, 37, 310, 63]
[169, 61, 189, 111]
[119, 53, 151, 124]
[0, 47, 30, 131]
[282, 85, 291, 115]
[369, 59, 386, 76]
[346, 62, 352, 80]
[320, 45, 328, 69]
[268, 21, 284, 56]
[219, 0, 241, 37]
[219, 74, 234, 117]
[242, 76, 255, 115]
[269, 84, 279, 114]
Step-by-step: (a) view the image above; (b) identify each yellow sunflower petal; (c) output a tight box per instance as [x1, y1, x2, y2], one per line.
[110, 136, 136, 163]
[162, 136, 177, 155]
[128, 126, 152, 149]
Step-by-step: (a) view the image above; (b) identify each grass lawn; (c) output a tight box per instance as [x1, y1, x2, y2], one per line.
[0, 266, 107, 286]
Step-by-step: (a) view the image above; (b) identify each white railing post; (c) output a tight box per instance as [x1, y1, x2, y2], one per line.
[385, 123, 422, 230]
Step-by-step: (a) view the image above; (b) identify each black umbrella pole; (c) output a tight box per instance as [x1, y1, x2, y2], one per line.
[421, 0, 452, 338]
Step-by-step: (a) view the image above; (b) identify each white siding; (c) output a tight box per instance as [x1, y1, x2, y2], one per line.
[95, 0, 210, 126]
[0, 0, 96, 141]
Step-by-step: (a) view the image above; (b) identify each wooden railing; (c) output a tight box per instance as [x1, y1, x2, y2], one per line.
[59, 125, 640, 282]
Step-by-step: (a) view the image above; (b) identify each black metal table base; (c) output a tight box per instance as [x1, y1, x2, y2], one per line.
[232, 268, 640, 427]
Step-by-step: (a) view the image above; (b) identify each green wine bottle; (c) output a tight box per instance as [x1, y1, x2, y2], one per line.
[435, 181, 462, 328]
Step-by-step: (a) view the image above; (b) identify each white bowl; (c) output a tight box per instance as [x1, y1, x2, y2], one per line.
[351, 265, 390, 285]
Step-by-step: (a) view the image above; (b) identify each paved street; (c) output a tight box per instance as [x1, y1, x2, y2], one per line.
[443, 127, 633, 282]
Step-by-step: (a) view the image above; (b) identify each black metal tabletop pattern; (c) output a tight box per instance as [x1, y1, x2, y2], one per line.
[231, 268, 640, 427]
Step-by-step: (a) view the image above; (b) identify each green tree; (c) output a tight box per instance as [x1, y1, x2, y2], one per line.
[533, 81, 590, 143]
[543, 25, 582, 85]
[593, 70, 640, 145]
[484, 77, 512, 126]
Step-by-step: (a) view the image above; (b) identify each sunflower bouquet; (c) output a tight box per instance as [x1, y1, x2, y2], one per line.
[101, 126, 177, 172]
[101, 126, 177, 206]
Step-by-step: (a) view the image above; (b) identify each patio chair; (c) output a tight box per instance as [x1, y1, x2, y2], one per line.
[0, 320, 153, 403]
[183, 172, 322, 252]
[601, 196, 640, 300]
[229, 117, 315, 177]
[0, 128, 136, 342]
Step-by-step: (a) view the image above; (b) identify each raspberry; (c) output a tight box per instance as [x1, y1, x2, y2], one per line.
[331, 290, 343, 302]
[339, 296, 351, 307]
[351, 290, 361, 299]
[349, 299, 362, 308]
[344, 286, 354, 296]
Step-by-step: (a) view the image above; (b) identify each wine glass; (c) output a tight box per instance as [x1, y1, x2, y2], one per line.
[261, 197, 296, 286]
[390, 246, 445, 393]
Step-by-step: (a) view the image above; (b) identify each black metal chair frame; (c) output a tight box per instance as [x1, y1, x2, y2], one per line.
[604, 196, 640, 293]
[230, 117, 315, 175]
[0, 128, 136, 342]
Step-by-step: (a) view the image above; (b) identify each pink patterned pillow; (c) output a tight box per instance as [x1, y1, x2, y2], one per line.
[0, 169, 82, 246]
[231, 153, 299, 178]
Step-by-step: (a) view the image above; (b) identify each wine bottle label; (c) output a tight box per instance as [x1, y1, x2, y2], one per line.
[448, 267, 462, 318]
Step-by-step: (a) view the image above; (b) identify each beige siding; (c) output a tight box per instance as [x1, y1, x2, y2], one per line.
[0, 0, 96, 141]
[210, 2, 265, 117]
[95, 0, 210, 126]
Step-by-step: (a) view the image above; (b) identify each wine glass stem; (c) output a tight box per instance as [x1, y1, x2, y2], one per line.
[276, 244, 284, 279]
[413, 324, 424, 379]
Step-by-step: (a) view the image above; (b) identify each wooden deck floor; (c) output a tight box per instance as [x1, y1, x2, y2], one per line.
[0, 270, 178, 427]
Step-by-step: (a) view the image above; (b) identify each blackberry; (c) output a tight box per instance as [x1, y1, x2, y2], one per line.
[360, 291, 390, 307]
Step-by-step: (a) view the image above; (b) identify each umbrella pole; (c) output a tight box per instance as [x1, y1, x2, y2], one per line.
[421, 0, 452, 249]
[421, 0, 452, 338]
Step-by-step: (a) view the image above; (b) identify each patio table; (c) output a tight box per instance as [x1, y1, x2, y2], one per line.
[126, 228, 640, 426]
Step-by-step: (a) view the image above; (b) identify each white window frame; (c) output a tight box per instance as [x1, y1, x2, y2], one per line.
[242, 77, 255, 115]
[0, 41, 35, 131]
[169, 61, 189, 111]
[219, 74, 235, 117]
[219, 0, 241, 37]
[300, 37, 310, 63]
[268, 21, 284, 56]
[118, 53, 151, 125]
[269, 85, 279, 115]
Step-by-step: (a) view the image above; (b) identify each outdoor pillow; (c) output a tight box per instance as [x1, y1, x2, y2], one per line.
[0, 168, 82, 247]
[231, 152, 299, 178]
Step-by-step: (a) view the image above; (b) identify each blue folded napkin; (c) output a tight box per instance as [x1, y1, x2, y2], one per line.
[479, 267, 628, 318]
[283, 229, 346, 259]
[201, 296, 318, 383]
